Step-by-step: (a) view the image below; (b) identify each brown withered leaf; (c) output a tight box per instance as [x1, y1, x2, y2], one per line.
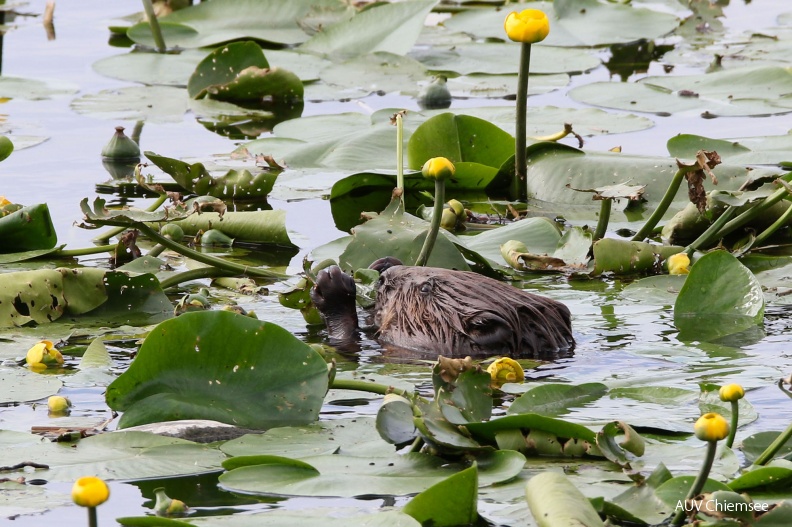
[678, 149, 721, 213]
[435, 355, 478, 383]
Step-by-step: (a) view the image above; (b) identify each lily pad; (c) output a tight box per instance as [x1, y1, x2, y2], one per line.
[668, 133, 792, 166]
[403, 464, 478, 527]
[674, 250, 765, 340]
[300, 0, 438, 59]
[317, 52, 428, 98]
[525, 471, 605, 527]
[92, 49, 206, 86]
[118, 509, 420, 527]
[0, 368, 63, 404]
[218, 450, 525, 498]
[444, 0, 678, 47]
[71, 86, 189, 123]
[127, 0, 343, 48]
[0, 430, 227, 482]
[570, 66, 792, 117]
[0, 204, 57, 253]
[0, 76, 78, 100]
[507, 383, 608, 417]
[106, 311, 329, 429]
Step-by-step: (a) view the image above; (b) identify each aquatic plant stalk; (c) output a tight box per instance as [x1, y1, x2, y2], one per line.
[158, 266, 237, 290]
[88, 507, 98, 527]
[56, 244, 116, 258]
[685, 206, 738, 255]
[593, 198, 612, 241]
[512, 42, 532, 202]
[330, 378, 410, 398]
[755, 379, 792, 465]
[631, 164, 700, 242]
[671, 440, 718, 526]
[396, 112, 405, 195]
[725, 400, 739, 449]
[415, 179, 445, 267]
[712, 184, 792, 242]
[92, 192, 168, 243]
[141, 0, 167, 52]
[751, 200, 792, 247]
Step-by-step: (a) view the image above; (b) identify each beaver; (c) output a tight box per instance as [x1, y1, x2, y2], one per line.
[310, 258, 574, 359]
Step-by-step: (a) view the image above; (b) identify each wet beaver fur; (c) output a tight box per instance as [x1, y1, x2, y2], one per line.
[310, 258, 574, 359]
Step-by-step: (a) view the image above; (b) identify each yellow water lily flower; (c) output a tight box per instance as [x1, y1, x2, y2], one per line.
[72, 476, 110, 508]
[694, 412, 730, 442]
[48, 395, 72, 414]
[719, 383, 745, 402]
[26, 340, 64, 369]
[504, 9, 550, 44]
[487, 357, 525, 388]
[0, 196, 10, 206]
[421, 157, 455, 181]
[667, 253, 691, 275]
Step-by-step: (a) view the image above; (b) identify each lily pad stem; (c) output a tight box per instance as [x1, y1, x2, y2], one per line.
[632, 164, 699, 242]
[593, 198, 612, 241]
[511, 42, 532, 202]
[92, 192, 168, 243]
[93, 220, 287, 280]
[56, 244, 116, 258]
[755, 379, 792, 465]
[158, 266, 238, 290]
[141, 0, 167, 53]
[752, 200, 792, 247]
[671, 440, 717, 527]
[415, 179, 445, 267]
[712, 184, 792, 242]
[725, 400, 739, 449]
[684, 206, 738, 255]
[330, 378, 411, 398]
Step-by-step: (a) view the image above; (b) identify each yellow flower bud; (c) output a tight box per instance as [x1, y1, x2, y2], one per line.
[421, 157, 455, 181]
[668, 253, 690, 275]
[448, 199, 465, 219]
[72, 476, 110, 508]
[440, 208, 457, 231]
[0, 196, 11, 206]
[154, 487, 189, 517]
[719, 383, 745, 402]
[48, 395, 72, 414]
[694, 412, 730, 442]
[504, 9, 550, 44]
[26, 340, 64, 369]
[487, 357, 525, 388]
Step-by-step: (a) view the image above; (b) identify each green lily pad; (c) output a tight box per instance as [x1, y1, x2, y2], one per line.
[218, 450, 525, 497]
[317, 52, 428, 98]
[0, 368, 63, 404]
[0, 480, 72, 519]
[446, 73, 569, 99]
[465, 217, 562, 267]
[127, 0, 342, 48]
[525, 471, 605, 527]
[622, 275, 688, 305]
[0, 76, 78, 100]
[92, 49, 206, 86]
[411, 43, 600, 76]
[71, 86, 189, 123]
[300, 0, 438, 59]
[741, 431, 792, 463]
[403, 464, 478, 527]
[729, 466, 792, 491]
[674, 250, 765, 341]
[570, 66, 792, 117]
[444, 0, 678, 47]
[118, 509, 420, 527]
[507, 383, 608, 417]
[0, 430, 226, 482]
[668, 133, 792, 166]
[106, 311, 329, 429]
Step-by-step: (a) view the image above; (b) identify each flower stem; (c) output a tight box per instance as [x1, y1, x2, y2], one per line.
[631, 164, 698, 242]
[593, 199, 612, 241]
[414, 179, 446, 267]
[88, 506, 98, 527]
[755, 379, 792, 465]
[512, 42, 532, 202]
[396, 112, 404, 197]
[671, 440, 717, 526]
[141, 0, 167, 52]
[725, 400, 739, 449]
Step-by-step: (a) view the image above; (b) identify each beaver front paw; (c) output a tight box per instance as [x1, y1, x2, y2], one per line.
[310, 265, 359, 341]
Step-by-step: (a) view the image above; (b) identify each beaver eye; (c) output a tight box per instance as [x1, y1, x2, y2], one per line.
[420, 280, 433, 295]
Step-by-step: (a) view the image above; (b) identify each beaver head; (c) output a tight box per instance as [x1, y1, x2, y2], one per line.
[312, 262, 573, 359]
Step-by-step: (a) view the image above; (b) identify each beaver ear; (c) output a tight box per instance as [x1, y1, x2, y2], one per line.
[467, 313, 513, 351]
[369, 256, 403, 273]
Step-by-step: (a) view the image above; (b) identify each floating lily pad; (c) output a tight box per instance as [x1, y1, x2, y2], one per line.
[410, 44, 600, 76]
[446, 73, 569, 98]
[525, 471, 605, 527]
[106, 311, 329, 429]
[668, 133, 792, 166]
[465, 217, 562, 267]
[0, 204, 57, 253]
[118, 509, 420, 527]
[92, 50, 206, 86]
[674, 250, 765, 340]
[403, 465, 478, 527]
[444, 0, 678, 47]
[570, 66, 792, 117]
[0, 368, 63, 404]
[218, 450, 525, 498]
[317, 52, 428, 98]
[71, 86, 189, 123]
[0, 481, 72, 519]
[127, 0, 343, 48]
[0, 430, 227, 482]
[507, 383, 608, 417]
[0, 76, 78, 100]
[300, 0, 438, 59]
